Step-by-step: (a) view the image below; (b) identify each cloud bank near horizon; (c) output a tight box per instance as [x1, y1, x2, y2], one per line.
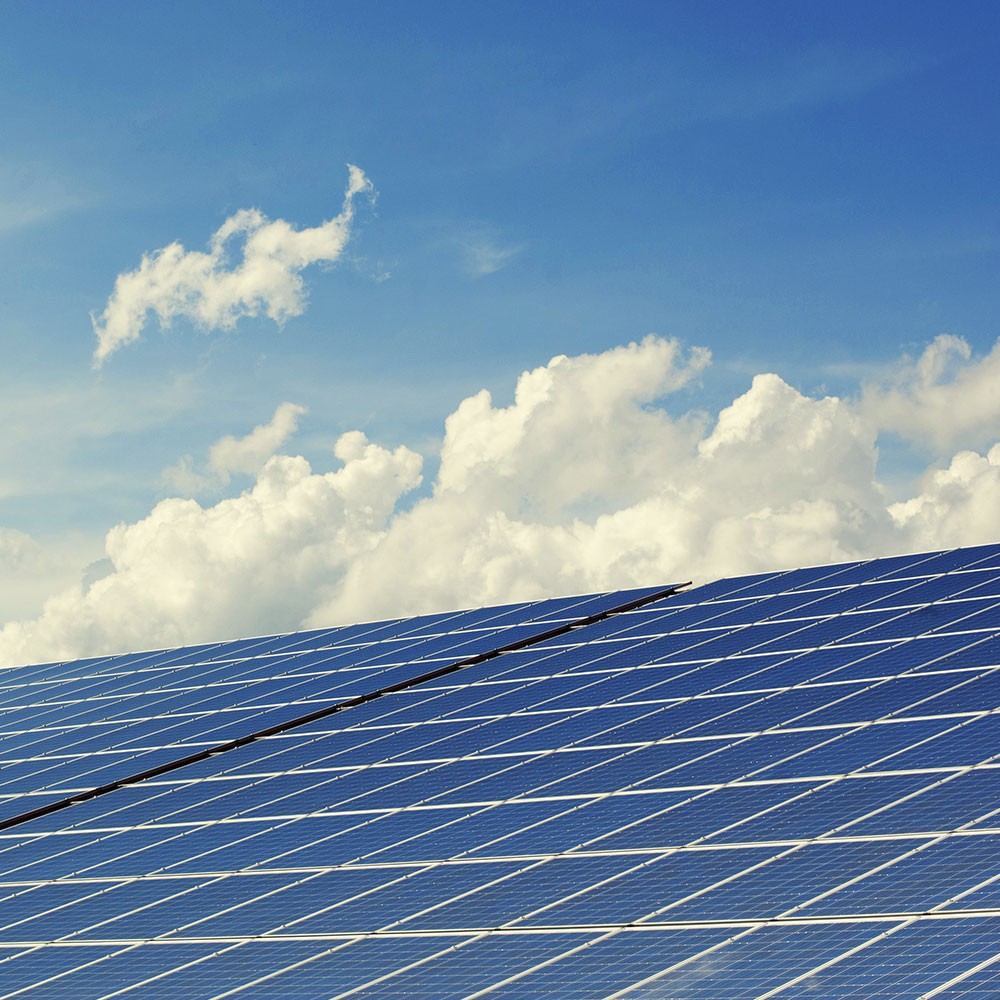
[91, 166, 373, 366]
[3, 333, 1000, 666]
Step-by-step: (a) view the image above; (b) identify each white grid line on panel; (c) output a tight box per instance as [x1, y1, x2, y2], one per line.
[9, 909, 1000, 948]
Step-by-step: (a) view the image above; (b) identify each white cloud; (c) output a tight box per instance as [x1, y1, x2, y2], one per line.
[889, 445, 1000, 550]
[91, 166, 373, 366]
[0, 529, 104, 624]
[861, 334, 1000, 451]
[318, 357, 889, 624]
[4, 334, 1000, 666]
[0, 434, 421, 664]
[164, 401, 307, 494]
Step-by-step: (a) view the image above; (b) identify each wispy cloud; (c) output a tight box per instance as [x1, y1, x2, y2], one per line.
[91, 165, 374, 366]
[455, 227, 525, 276]
[685, 45, 917, 124]
[0, 160, 90, 233]
[483, 45, 921, 171]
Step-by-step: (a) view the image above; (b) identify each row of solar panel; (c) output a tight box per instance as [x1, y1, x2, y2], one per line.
[6, 766, 997, 900]
[4, 689, 999, 877]
[3, 648, 1000, 844]
[5, 824, 1000, 942]
[4, 572, 1000, 824]
[6, 543, 1000, 736]
[2, 916, 1000, 1000]
[4, 620, 1000, 854]
[0, 588, 678, 823]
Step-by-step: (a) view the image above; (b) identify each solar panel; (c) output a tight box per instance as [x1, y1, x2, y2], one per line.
[2, 546, 1000, 997]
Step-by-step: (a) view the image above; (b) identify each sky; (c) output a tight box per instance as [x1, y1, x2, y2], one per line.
[1, 0, 999, 664]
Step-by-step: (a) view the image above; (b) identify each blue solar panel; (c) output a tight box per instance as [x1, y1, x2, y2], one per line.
[2, 549, 1000, 996]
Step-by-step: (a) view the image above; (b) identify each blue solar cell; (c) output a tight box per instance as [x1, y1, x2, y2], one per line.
[467, 791, 689, 857]
[849, 768, 1000, 836]
[762, 716, 960, 779]
[674, 569, 784, 602]
[917, 961, 1000, 999]
[879, 544, 1000, 578]
[431, 746, 629, 801]
[664, 839, 918, 921]
[939, 604, 1000, 634]
[798, 833, 1000, 916]
[785, 579, 933, 616]
[480, 927, 737, 1000]
[685, 685, 865, 736]
[734, 563, 865, 597]
[815, 550, 945, 583]
[764, 916, 1000, 999]
[751, 609, 909, 651]
[707, 772, 936, 843]
[648, 728, 854, 785]
[0, 942, 216, 998]
[187, 865, 435, 936]
[616, 922, 891, 999]
[531, 846, 776, 926]
[547, 739, 737, 794]
[213, 936, 470, 1000]
[593, 782, 820, 850]
[346, 931, 601, 999]
[886, 715, 1000, 770]
[864, 571, 1000, 609]
[396, 855, 632, 930]
[572, 694, 760, 745]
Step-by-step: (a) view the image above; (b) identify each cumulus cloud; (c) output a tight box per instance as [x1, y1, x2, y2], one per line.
[164, 401, 307, 494]
[889, 445, 1000, 549]
[0, 434, 421, 664]
[4, 333, 1000, 665]
[861, 334, 1000, 450]
[91, 165, 373, 366]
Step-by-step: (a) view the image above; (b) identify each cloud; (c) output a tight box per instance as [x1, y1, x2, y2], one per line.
[0, 528, 45, 572]
[5, 334, 1000, 666]
[0, 434, 421, 664]
[164, 401, 307, 494]
[318, 355, 886, 625]
[861, 334, 1000, 451]
[91, 165, 374, 366]
[456, 232, 524, 276]
[889, 445, 1000, 550]
[0, 160, 89, 233]
[0, 529, 104, 625]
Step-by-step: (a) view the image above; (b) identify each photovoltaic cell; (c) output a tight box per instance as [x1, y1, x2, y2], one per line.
[1, 547, 1000, 997]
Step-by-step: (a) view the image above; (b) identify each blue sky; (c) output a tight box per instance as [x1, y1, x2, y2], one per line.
[2, 1, 1000, 660]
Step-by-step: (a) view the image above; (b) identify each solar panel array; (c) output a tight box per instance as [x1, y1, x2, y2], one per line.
[2, 545, 1000, 998]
